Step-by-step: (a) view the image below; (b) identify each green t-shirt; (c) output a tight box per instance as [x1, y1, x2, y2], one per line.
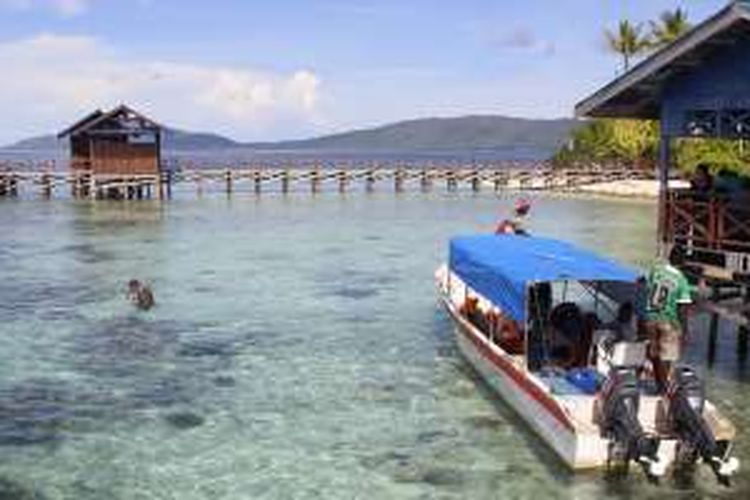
[645, 263, 692, 325]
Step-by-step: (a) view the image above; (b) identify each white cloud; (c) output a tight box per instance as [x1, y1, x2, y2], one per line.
[0, 33, 322, 142]
[1, 0, 91, 16]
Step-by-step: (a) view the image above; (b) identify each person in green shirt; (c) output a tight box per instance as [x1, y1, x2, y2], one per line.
[642, 255, 693, 391]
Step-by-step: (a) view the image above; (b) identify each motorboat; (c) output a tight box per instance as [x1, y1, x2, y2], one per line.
[435, 234, 739, 483]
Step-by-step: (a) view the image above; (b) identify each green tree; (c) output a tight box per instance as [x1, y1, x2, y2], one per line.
[605, 20, 651, 71]
[650, 8, 691, 47]
[674, 138, 750, 177]
[554, 119, 658, 169]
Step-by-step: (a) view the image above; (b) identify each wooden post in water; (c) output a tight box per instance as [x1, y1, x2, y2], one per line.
[311, 167, 321, 194]
[41, 172, 52, 199]
[225, 169, 233, 196]
[420, 168, 432, 192]
[88, 174, 96, 200]
[338, 169, 347, 194]
[282, 169, 291, 194]
[447, 170, 457, 192]
[394, 167, 404, 193]
[470, 169, 480, 192]
[738, 323, 749, 362]
[158, 172, 164, 200]
[366, 168, 375, 193]
[196, 172, 204, 197]
[8, 173, 18, 197]
[0, 172, 7, 196]
[253, 169, 262, 194]
[708, 311, 720, 366]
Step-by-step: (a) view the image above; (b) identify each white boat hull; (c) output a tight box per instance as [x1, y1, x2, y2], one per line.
[436, 266, 683, 471]
[445, 296, 610, 469]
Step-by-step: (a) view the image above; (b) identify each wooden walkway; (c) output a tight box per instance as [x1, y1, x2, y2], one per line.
[0, 165, 653, 199]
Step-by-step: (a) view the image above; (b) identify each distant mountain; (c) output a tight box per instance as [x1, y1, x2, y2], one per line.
[263, 116, 579, 152]
[2, 115, 580, 154]
[5, 135, 61, 150]
[3, 128, 240, 151]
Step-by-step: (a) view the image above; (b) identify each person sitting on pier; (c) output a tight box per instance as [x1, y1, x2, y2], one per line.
[643, 254, 693, 392]
[127, 279, 155, 311]
[495, 198, 532, 236]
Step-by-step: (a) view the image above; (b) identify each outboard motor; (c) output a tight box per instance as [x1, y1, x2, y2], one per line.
[667, 366, 739, 486]
[599, 367, 666, 480]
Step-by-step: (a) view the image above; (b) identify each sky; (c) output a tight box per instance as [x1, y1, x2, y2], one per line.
[0, 0, 731, 144]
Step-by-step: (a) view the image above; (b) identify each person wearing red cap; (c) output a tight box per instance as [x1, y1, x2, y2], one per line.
[495, 198, 531, 236]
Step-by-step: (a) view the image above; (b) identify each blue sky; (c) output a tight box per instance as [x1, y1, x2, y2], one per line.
[0, 0, 729, 143]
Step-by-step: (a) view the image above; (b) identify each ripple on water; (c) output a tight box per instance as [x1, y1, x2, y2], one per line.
[61, 243, 116, 264]
[69, 317, 184, 378]
[0, 281, 103, 322]
[0, 475, 47, 500]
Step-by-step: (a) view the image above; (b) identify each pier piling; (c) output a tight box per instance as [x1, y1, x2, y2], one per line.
[225, 169, 233, 196]
[394, 168, 405, 193]
[0, 164, 652, 199]
[708, 312, 720, 365]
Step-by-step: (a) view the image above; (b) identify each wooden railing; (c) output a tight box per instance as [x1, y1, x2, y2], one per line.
[0, 164, 654, 199]
[666, 189, 750, 276]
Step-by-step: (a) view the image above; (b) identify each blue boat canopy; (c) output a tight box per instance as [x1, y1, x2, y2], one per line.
[448, 235, 640, 323]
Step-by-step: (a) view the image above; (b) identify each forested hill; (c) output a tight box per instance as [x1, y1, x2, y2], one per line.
[3, 115, 580, 153]
[254, 116, 579, 151]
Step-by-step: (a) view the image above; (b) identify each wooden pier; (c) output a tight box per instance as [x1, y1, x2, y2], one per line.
[0, 164, 653, 199]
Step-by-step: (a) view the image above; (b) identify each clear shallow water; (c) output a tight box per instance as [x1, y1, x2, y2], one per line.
[0, 192, 748, 499]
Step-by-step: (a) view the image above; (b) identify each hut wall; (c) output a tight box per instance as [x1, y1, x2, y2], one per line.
[90, 140, 159, 175]
[661, 35, 750, 137]
[70, 136, 92, 170]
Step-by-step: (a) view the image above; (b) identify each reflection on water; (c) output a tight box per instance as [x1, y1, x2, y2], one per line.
[0, 193, 748, 498]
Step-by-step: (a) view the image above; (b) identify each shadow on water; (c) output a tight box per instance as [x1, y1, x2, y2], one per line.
[0, 315, 260, 450]
[316, 266, 400, 302]
[0, 378, 115, 447]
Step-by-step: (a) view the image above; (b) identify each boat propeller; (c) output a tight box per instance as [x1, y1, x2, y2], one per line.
[600, 367, 666, 482]
[667, 366, 740, 486]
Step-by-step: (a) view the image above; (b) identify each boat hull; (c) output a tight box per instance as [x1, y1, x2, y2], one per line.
[443, 295, 610, 469]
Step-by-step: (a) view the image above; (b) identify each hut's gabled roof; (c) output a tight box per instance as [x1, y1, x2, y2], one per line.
[576, 1, 750, 119]
[57, 105, 161, 138]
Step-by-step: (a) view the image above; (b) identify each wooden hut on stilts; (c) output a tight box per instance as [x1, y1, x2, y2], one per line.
[576, 0, 750, 357]
[58, 105, 163, 199]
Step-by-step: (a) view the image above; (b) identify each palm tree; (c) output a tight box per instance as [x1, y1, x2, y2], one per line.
[605, 20, 651, 72]
[650, 8, 691, 47]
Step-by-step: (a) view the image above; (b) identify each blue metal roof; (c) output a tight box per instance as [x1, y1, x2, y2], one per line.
[448, 235, 639, 322]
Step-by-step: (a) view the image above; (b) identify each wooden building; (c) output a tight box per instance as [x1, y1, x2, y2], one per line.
[58, 105, 162, 176]
[576, 0, 750, 286]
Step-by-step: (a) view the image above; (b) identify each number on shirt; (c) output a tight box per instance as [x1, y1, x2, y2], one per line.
[649, 280, 675, 310]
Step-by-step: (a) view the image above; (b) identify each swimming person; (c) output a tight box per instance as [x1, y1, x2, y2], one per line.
[127, 279, 155, 311]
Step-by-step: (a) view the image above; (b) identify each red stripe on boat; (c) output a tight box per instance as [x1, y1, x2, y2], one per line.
[447, 302, 575, 432]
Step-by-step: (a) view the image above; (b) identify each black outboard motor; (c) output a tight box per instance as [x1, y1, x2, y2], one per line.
[667, 366, 739, 486]
[599, 367, 666, 480]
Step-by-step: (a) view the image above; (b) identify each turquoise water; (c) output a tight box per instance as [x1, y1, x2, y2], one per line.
[0, 192, 748, 499]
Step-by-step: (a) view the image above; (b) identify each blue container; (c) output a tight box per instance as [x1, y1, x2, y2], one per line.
[565, 368, 600, 395]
